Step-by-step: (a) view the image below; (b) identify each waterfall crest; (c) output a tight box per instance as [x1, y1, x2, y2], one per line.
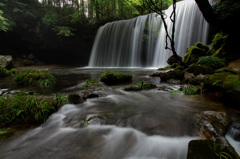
[88, 0, 209, 68]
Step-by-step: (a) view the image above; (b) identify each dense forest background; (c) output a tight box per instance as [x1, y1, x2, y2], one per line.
[0, 0, 177, 66]
[0, 0, 239, 66]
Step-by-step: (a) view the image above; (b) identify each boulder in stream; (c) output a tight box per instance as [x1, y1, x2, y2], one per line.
[68, 94, 84, 104]
[191, 111, 232, 139]
[151, 69, 184, 82]
[0, 55, 14, 69]
[187, 137, 239, 159]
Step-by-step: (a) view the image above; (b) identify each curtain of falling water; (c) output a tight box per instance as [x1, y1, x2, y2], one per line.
[88, 0, 209, 68]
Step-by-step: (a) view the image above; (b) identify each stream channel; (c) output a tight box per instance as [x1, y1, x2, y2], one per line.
[0, 67, 240, 159]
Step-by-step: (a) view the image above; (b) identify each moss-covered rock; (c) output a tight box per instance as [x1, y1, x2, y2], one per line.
[197, 56, 225, 69]
[100, 71, 133, 85]
[195, 42, 210, 52]
[204, 72, 240, 93]
[186, 64, 214, 76]
[158, 69, 184, 82]
[215, 67, 238, 74]
[208, 32, 228, 58]
[183, 42, 209, 65]
[222, 75, 240, 92]
[125, 81, 156, 91]
[166, 55, 182, 65]
[203, 72, 231, 91]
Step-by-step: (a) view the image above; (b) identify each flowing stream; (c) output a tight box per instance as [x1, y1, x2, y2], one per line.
[0, 68, 240, 159]
[89, 0, 209, 68]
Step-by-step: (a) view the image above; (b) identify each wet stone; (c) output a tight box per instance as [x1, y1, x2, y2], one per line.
[68, 94, 84, 104]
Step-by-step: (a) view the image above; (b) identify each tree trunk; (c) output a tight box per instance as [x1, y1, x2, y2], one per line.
[194, 0, 219, 26]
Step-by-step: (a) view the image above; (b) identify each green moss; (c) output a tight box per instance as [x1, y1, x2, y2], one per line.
[13, 69, 56, 87]
[183, 42, 209, 65]
[0, 65, 12, 77]
[100, 71, 133, 85]
[125, 80, 156, 91]
[207, 72, 231, 88]
[215, 68, 238, 74]
[223, 75, 240, 91]
[82, 79, 99, 88]
[197, 56, 225, 69]
[212, 32, 228, 45]
[170, 90, 182, 94]
[186, 64, 213, 76]
[163, 65, 173, 70]
[195, 42, 210, 52]
[209, 32, 228, 58]
[204, 72, 239, 92]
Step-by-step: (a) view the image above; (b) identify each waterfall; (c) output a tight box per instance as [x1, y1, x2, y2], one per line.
[88, 0, 209, 68]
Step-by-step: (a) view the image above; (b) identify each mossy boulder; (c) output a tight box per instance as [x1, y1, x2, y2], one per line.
[183, 42, 209, 65]
[125, 81, 157, 91]
[68, 94, 84, 104]
[157, 69, 184, 82]
[203, 72, 232, 91]
[100, 71, 133, 85]
[197, 56, 225, 69]
[204, 72, 240, 93]
[222, 75, 240, 92]
[167, 55, 182, 65]
[186, 64, 214, 76]
[208, 32, 228, 58]
[215, 67, 238, 74]
[0, 55, 14, 70]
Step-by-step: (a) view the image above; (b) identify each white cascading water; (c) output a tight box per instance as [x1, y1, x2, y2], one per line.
[88, 0, 209, 68]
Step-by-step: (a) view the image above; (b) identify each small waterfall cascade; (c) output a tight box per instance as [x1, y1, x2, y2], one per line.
[226, 124, 240, 156]
[88, 0, 209, 67]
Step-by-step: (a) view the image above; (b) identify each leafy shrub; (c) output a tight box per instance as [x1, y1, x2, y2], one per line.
[0, 65, 11, 77]
[0, 91, 66, 128]
[197, 56, 225, 69]
[14, 69, 56, 87]
[100, 71, 133, 85]
[182, 85, 199, 95]
[82, 79, 99, 88]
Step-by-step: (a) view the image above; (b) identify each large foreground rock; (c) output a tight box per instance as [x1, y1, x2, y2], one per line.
[187, 137, 239, 159]
[191, 111, 232, 139]
[0, 55, 14, 69]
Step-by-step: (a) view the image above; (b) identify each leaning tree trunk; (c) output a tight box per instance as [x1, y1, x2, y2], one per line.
[194, 0, 219, 26]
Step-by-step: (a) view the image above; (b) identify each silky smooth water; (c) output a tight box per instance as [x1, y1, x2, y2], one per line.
[0, 68, 240, 159]
[88, 0, 209, 67]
